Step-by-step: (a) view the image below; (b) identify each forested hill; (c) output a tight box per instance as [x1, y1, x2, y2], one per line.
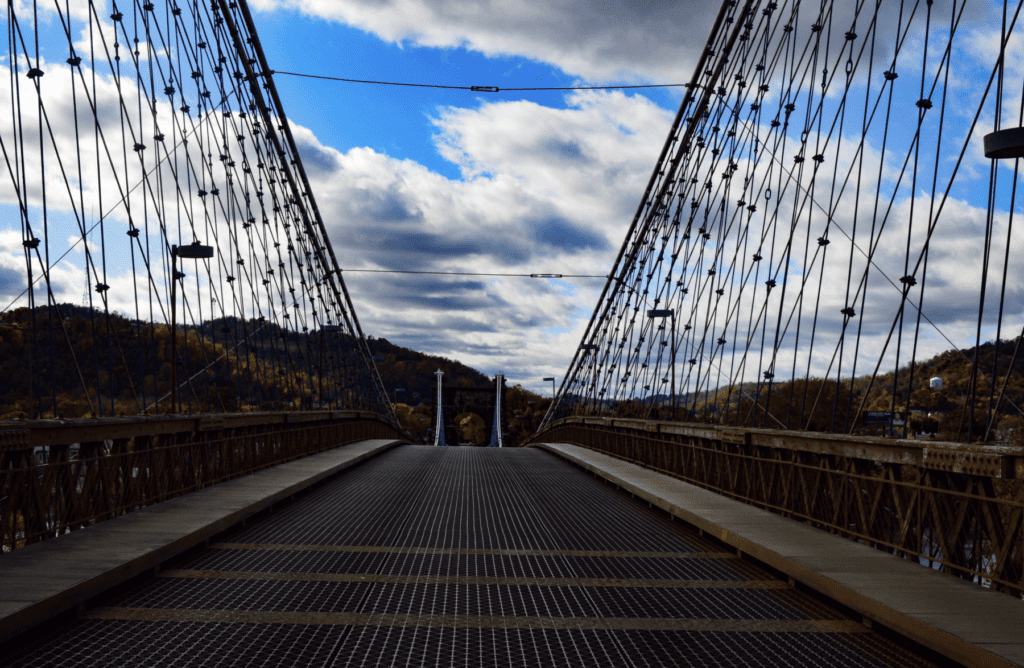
[647, 339, 1024, 441]
[365, 335, 491, 405]
[0, 304, 494, 418]
[4, 304, 1022, 444]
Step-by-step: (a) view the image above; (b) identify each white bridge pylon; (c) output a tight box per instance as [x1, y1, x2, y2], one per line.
[433, 369, 447, 447]
[488, 372, 504, 448]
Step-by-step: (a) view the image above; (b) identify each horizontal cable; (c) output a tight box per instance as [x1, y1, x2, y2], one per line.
[271, 70, 686, 93]
[340, 268, 608, 278]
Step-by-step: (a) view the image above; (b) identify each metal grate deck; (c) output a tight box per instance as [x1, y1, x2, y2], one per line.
[1, 446, 937, 667]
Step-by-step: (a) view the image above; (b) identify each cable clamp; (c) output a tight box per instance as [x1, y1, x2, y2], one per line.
[471, 86, 500, 92]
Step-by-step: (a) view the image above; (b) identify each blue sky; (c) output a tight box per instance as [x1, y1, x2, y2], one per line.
[257, 14, 666, 181]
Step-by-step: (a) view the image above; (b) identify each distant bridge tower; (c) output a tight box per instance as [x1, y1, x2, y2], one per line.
[488, 372, 504, 448]
[433, 370, 447, 447]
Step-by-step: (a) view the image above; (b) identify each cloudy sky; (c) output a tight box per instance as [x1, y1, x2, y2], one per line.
[0, 0, 1019, 401]
[224, 0, 721, 394]
[236, 0, 1024, 400]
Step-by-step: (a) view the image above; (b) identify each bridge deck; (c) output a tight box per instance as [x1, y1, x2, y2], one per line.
[2, 446, 938, 667]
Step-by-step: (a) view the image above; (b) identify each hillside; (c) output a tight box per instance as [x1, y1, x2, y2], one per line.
[0, 305, 543, 444]
[3, 304, 1020, 443]
[624, 341, 1024, 442]
[364, 335, 490, 404]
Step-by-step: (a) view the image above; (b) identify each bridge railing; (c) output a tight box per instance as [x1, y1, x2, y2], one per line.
[532, 417, 1024, 597]
[1, 412, 405, 552]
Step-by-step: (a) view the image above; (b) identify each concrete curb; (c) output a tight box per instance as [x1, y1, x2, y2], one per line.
[535, 442, 1024, 668]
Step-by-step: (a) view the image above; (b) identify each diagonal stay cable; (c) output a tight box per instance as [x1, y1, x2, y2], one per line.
[0, 92, 231, 315]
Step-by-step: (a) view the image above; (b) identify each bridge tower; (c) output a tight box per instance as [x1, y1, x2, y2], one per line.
[488, 372, 504, 448]
[433, 369, 447, 447]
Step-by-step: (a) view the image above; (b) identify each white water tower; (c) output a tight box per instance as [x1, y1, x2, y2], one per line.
[929, 377, 942, 391]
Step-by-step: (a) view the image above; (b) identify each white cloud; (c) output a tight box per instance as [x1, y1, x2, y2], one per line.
[289, 90, 674, 386]
[249, 0, 721, 82]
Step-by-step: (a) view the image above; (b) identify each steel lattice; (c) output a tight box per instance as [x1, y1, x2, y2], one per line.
[0, 0, 393, 420]
[545, 0, 1024, 441]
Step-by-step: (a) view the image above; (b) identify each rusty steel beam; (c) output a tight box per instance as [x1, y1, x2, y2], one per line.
[545, 416, 1024, 478]
[1, 413, 406, 552]
[0, 410, 384, 451]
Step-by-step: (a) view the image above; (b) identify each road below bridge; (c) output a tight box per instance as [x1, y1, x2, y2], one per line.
[2, 446, 934, 667]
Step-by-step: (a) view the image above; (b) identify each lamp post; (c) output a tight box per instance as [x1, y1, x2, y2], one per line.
[580, 343, 598, 414]
[647, 309, 675, 420]
[170, 242, 213, 414]
[543, 377, 556, 399]
[320, 325, 342, 409]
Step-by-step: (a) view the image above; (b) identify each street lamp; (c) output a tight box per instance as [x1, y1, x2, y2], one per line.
[320, 324, 343, 409]
[580, 343, 598, 413]
[543, 377, 556, 398]
[647, 309, 675, 420]
[170, 242, 213, 414]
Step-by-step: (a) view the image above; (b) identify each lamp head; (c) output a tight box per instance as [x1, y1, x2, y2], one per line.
[173, 241, 214, 259]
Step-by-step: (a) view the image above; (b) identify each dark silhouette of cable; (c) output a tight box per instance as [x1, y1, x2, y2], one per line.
[271, 70, 687, 92]
[340, 268, 607, 278]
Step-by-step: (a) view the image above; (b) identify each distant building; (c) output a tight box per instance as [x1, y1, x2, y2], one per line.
[929, 377, 942, 391]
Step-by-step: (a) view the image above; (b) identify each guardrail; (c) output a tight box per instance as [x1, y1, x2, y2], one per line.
[531, 416, 1024, 597]
[1, 411, 405, 552]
